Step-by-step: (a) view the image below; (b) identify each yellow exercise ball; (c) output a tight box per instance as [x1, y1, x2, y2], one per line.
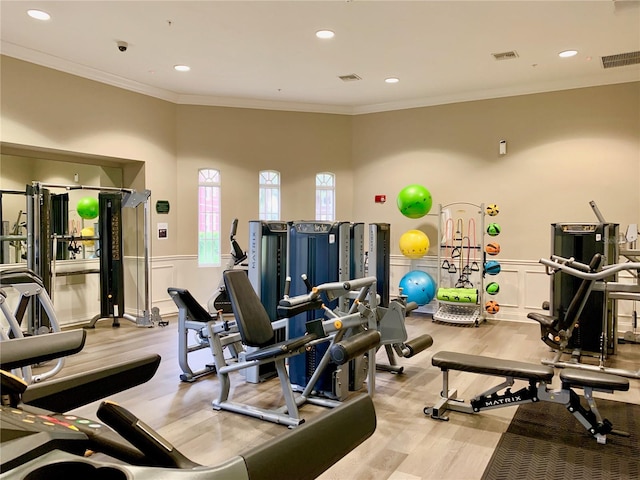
[81, 227, 95, 247]
[399, 229, 430, 259]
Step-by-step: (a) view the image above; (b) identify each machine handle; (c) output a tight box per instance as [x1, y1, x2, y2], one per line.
[230, 218, 238, 239]
[97, 401, 200, 469]
[540, 257, 640, 280]
[302, 274, 313, 293]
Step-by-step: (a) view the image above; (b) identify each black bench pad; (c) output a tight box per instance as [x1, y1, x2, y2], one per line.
[560, 368, 630, 392]
[432, 351, 554, 382]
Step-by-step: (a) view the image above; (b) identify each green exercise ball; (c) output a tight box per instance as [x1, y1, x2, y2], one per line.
[77, 196, 99, 220]
[397, 184, 433, 219]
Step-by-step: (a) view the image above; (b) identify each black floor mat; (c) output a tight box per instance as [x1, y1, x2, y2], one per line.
[481, 398, 640, 480]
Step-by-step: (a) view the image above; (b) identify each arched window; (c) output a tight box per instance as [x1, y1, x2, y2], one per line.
[259, 170, 280, 220]
[198, 168, 221, 266]
[315, 172, 335, 221]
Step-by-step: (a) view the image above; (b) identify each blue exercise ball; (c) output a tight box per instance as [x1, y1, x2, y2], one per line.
[399, 270, 437, 306]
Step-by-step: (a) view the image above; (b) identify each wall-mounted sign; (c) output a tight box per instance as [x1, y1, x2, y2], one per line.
[156, 200, 170, 214]
[157, 223, 168, 240]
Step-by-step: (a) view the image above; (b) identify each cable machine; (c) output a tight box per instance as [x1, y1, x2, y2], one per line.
[27, 182, 159, 330]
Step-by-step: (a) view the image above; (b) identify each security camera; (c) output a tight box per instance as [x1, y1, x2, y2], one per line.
[117, 41, 128, 52]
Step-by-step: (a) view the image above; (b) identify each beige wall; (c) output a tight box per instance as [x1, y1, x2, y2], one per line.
[0, 56, 178, 256]
[352, 83, 640, 261]
[1, 56, 638, 317]
[175, 105, 353, 254]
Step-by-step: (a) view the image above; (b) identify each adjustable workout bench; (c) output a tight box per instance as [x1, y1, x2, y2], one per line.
[424, 351, 630, 444]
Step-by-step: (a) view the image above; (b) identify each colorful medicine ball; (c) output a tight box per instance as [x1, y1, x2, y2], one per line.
[485, 300, 500, 314]
[484, 260, 501, 275]
[399, 230, 430, 259]
[485, 242, 500, 256]
[486, 282, 500, 295]
[396, 184, 433, 219]
[487, 223, 501, 236]
[77, 197, 99, 220]
[399, 270, 437, 306]
[486, 204, 500, 216]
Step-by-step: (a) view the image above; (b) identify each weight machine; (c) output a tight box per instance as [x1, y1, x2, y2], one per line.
[531, 254, 640, 379]
[27, 182, 159, 329]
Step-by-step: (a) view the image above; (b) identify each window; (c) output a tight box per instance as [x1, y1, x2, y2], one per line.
[198, 168, 221, 266]
[315, 172, 335, 221]
[259, 170, 280, 220]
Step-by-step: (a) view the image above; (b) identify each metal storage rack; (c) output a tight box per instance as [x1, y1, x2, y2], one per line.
[434, 202, 486, 326]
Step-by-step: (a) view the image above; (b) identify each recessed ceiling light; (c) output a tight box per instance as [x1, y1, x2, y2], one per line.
[174, 65, 191, 72]
[385, 77, 399, 84]
[27, 9, 51, 21]
[559, 50, 578, 58]
[316, 30, 335, 39]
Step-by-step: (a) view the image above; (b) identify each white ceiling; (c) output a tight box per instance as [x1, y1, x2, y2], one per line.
[1, 1, 639, 114]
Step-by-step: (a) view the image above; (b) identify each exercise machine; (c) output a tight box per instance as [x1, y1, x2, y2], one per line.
[0, 268, 64, 383]
[247, 220, 288, 319]
[286, 221, 354, 399]
[374, 295, 434, 374]
[168, 287, 243, 382]
[528, 253, 604, 357]
[368, 222, 435, 373]
[530, 254, 640, 379]
[0, 330, 376, 479]
[170, 219, 246, 382]
[424, 350, 629, 444]
[27, 183, 158, 329]
[368, 223, 391, 307]
[549, 219, 619, 354]
[211, 269, 381, 426]
[244, 220, 288, 383]
[207, 218, 248, 315]
[350, 222, 365, 280]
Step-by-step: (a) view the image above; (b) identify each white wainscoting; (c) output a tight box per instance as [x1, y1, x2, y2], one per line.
[151, 255, 224, 317]
[387, 255, 637, 331]
[3, 254, 634, 332]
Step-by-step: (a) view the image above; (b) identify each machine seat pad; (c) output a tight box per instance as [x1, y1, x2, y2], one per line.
[245, 333, 318, 362]
[526, 312, 556, 329]
[560, 369, 629, 392]
[432, 351, 555, 382]
[167, 287, 216, 323]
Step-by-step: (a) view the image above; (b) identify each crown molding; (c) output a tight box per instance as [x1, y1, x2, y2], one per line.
[3, 41, 638, 116]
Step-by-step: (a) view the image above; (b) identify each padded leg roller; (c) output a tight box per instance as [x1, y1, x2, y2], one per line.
[330, 330, 381, 365]
[404, 334, 433, 357]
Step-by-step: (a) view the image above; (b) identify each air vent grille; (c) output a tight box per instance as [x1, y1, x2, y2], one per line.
[492, 51, 519, 61]
[601, 51, 640, 69]
[338, 74, 362, 82]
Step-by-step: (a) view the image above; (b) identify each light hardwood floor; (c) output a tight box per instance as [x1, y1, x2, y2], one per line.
[35, 315, 640, 480]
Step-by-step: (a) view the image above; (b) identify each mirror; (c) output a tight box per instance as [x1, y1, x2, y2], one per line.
[1, 154, 123, 265]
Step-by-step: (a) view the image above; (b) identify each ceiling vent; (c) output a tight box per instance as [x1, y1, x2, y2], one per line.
[601, 51, 640, 69]
[338, 73, 362, 82]
[492, 51, 519, 61]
